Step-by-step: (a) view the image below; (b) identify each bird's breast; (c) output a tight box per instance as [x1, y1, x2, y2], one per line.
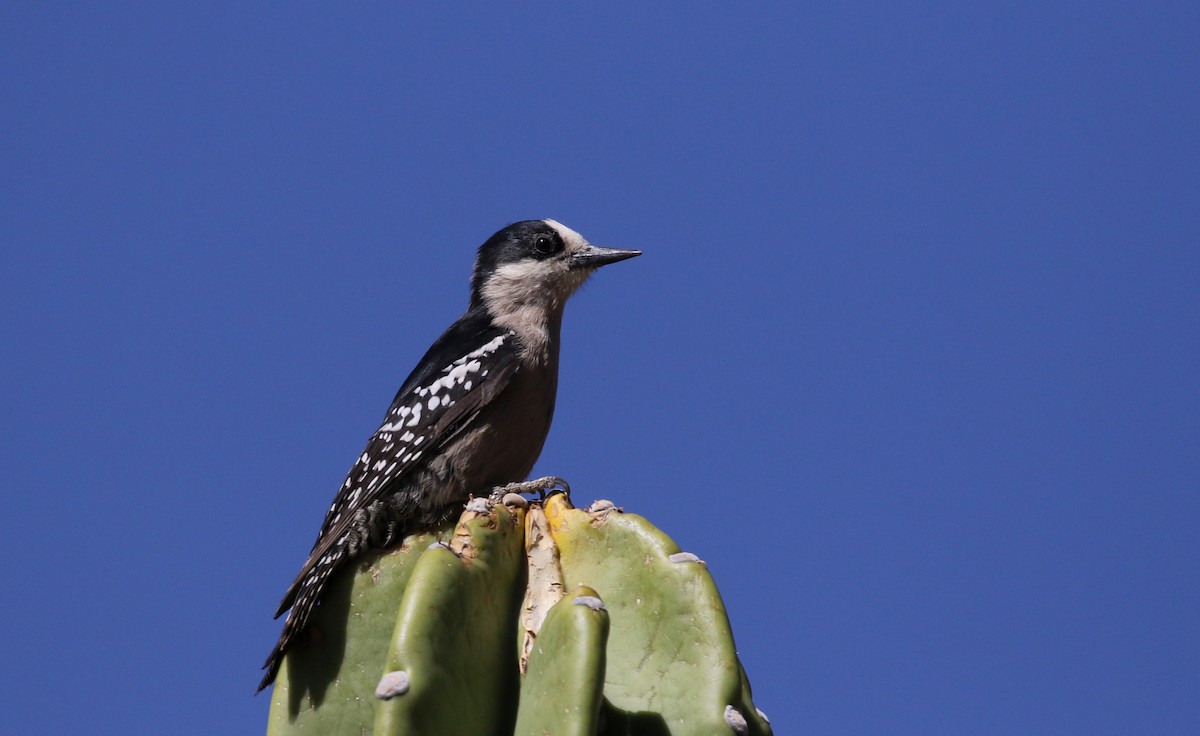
[421, 360, 559, 508]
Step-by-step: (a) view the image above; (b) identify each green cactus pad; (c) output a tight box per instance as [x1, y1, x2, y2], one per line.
[514, 586, 610, 736]
[373, 502, 527, 736]
[265, 494, 770, 736]
[545, 496, 772, 736]
[266, 526, 450, 735]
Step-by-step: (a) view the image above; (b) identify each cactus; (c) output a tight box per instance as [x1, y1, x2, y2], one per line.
[266, 493, 771, 736]
[266, 527, 448, 735]
[373, 499, 527, 734]
[514, 586, 610, 736]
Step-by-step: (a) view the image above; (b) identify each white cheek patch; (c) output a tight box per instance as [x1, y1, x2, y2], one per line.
[489, 258, 560, 291]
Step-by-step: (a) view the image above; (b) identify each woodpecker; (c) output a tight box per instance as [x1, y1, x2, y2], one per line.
[259, 219, 640, 691]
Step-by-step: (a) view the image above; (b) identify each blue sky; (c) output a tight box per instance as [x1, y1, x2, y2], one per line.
[2, 3, 1197, 734]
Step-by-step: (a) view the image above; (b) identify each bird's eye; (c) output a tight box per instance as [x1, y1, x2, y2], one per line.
[533, 234, 558, 256]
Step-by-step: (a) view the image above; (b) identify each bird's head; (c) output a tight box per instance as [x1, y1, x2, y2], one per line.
[470, 220, 641, 317]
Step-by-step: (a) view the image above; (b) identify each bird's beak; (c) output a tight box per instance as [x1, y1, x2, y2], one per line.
[570, 244, 642, 269]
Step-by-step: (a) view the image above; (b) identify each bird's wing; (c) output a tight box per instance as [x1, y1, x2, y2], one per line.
[274, 313, 519, 617]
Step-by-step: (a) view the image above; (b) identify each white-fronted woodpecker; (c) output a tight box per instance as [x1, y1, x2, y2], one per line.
[258, 220, 640, 691]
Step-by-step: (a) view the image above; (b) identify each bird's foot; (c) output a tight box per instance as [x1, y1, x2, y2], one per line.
[487, 476, 570, 503]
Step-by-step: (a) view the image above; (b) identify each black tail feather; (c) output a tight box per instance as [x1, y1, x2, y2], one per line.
[257, 545, 346, 692]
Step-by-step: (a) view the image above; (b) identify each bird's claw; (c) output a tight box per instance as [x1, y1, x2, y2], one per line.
[488, 475, 570, 502]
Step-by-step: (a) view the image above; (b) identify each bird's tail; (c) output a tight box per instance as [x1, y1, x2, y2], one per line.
[258, 543, 349, 692]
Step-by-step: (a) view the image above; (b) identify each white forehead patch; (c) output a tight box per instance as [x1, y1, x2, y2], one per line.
[543, 219, 589, 252]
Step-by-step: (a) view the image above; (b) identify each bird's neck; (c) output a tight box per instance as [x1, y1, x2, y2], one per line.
[492, 303, 564, 365]
[479, 266, 582, 364]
